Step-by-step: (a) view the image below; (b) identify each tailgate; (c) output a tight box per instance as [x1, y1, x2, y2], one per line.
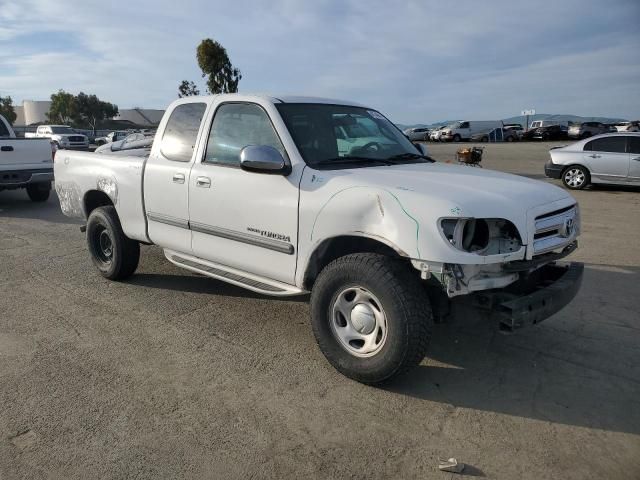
[0, 139, 53, 170]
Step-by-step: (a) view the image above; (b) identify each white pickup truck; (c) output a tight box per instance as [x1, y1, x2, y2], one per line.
[26, 124, 89, 150]
[1, 114, 55, 201]
[54, 95, 583, 384]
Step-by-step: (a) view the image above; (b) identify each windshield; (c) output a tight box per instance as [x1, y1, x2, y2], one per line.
[276, 103, 424, 168]
[51, 126, 75, 134]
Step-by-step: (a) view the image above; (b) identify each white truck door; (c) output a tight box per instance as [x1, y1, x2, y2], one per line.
[188, 101, 300, 284]
[143, 102, 208, 252]
[582, 136, 629, 183]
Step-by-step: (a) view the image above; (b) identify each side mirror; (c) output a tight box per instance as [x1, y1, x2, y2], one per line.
[240, 145, 291, 175]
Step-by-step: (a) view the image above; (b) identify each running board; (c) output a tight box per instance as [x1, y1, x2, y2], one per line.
[164, 249, 306, 297]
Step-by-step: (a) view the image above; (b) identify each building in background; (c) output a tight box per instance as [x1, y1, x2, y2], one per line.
[13, 100, 164, 127]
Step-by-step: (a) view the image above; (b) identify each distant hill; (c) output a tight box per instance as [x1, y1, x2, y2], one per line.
[398, 113, 630, 131]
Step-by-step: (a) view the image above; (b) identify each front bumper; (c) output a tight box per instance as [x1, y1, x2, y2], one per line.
[544, 160, 563, 179]
[490, 262, 584, 332]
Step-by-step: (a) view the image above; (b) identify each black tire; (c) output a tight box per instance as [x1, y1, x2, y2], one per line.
[86, 206, 140, 280]
[26, 182, 51, 202]
[562, 165, 590, 190]
[480, 136, 488, 143]
[506, 135, 514, 142]
[452, 134, 461, 142]
[310, 253, 432, 384]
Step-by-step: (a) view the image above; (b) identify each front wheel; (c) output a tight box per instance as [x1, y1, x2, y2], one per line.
[452, 134, 461, 142]
[562, 165, 590, 190]
[310, 253, 432, 384]
[26, 182, 51, 202]
[86, 206, 140, 280]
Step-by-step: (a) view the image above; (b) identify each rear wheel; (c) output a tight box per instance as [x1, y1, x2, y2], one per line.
[86, 206, 140, 280]
[310, 253, 432, 384]
[562, 165, 590, 190]
[26, 182, 51, 202]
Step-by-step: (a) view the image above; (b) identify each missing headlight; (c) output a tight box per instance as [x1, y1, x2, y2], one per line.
[440, 218, 522, 255]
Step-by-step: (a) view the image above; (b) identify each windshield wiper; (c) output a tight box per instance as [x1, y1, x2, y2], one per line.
[314, 156, 395, 166]
[386, 152, 435, 163]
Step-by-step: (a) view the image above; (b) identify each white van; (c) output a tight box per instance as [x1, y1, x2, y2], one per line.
[439, 120, 502, 142]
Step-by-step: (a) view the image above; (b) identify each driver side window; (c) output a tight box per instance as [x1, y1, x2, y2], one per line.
[204, 103, 285, 166]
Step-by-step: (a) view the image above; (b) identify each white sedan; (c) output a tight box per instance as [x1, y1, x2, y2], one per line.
[544, 133, 640, 189]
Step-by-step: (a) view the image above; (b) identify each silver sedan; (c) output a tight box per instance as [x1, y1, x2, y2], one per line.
[544, 133, 640, 189]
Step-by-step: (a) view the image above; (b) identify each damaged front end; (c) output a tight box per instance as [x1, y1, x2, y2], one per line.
[412, 212, 583, 331]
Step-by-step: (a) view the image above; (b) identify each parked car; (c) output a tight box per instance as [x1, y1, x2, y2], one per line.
[429, 126, 447, 141]
[545, 133, 640, 189]
[25, 125, 89, 149]
[614, 121, 639, 132]
[0, 114, 55, 202]
[405, 127, 430, 142]
[503, 123, 524, 140]
[95, 131, 130, 146]
[531, 125, 569, 141]
[568, 122, 609, 139]
[530, 120, 564, 130]
[439, 120, 502, 142]
[55, 94, 583, 385]
[469, 127, 519, 143]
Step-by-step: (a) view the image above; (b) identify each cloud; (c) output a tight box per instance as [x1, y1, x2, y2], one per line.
[0, 0, 638, 122]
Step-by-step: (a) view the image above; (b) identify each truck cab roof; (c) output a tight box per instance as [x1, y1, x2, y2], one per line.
[177, 93, 367, 108]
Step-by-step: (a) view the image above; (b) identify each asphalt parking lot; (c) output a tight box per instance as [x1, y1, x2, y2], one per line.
[1, 142, 639, 479]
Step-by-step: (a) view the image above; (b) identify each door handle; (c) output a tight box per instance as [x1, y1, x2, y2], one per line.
[0, 146, 14, 152]
[196, 176, 211, 188]
[588, 154, 601, 158]
[632, 157, 640, 161]
[172, 173, 185, 184]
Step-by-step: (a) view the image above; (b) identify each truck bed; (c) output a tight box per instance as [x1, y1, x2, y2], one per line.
[54, 150, 149, 242]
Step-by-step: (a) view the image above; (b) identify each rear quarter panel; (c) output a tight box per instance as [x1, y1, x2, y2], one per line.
[54, 150, 149, 242]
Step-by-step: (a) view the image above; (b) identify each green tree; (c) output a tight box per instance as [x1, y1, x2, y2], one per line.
[46, 90, 77, 125]
[196, 38, 242, 94]
[178, 80, 200, 97]
[0, 96, 17, 125]
[75, 92, 119, 135]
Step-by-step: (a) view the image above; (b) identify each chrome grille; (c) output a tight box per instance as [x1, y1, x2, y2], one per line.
[533, 205, 579, 255]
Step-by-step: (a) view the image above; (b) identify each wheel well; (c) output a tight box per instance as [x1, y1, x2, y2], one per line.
[84, 190, 113, 217]
[303, 235, 404, 290]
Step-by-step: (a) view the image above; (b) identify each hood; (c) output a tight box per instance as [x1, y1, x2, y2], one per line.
[328, 162, 571, 221]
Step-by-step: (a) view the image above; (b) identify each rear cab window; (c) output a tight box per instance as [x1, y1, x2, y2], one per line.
[0, 119, 10, 137]
[160, 102, 207, 162]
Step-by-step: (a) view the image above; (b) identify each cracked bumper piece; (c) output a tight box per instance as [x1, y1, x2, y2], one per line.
[495, 262, 583, 332]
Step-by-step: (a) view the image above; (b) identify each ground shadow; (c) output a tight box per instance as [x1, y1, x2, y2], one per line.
[127, 272, 309, 303]
[384, 264, 640, 435]
[0, 189, 82, 225]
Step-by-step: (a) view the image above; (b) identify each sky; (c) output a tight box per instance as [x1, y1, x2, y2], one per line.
[1, 0, 639, 124]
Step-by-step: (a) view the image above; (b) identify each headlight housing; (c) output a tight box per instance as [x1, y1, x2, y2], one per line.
[440, 218, 522, 255]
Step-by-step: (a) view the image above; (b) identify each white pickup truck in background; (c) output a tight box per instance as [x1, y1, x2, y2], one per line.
[25, 124, 89, 150]
[0, 114, 55, 202]
[54, 94, 583, 384]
